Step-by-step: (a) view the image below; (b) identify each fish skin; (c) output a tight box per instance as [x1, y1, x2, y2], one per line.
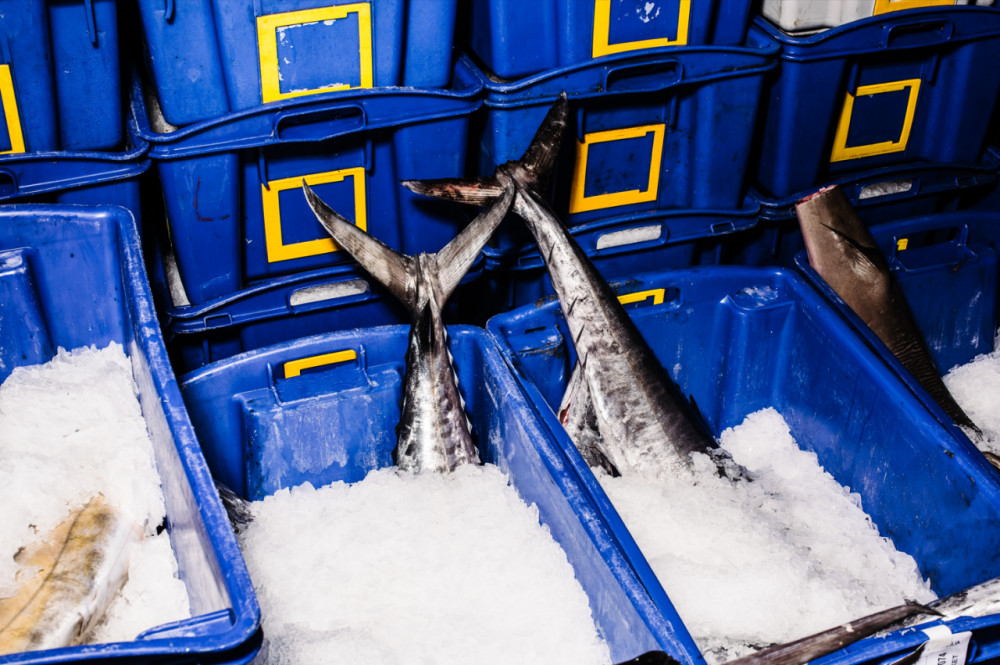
[303, 182, 515, 473]
[795, 186, 983, 442]
[0, 495, 139, 655]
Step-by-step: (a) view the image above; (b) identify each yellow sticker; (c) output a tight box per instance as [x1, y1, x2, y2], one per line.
[262, 167, 367, 264]
[897, 238, 909, 251]
[830, 79, 922, 163]
[592, 0, 691, 57]
[284, 349, 358, 378]
[569, 124, 665, 214]
[0, 65, 25, 155]
[617, 288, 665, 306]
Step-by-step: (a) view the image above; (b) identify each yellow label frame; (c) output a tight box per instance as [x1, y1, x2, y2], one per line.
[284, 349, 358, 378]
[830, 78, 922, 163]
[0, 65, 25, 155]
[873, 0, 955, 14]
[257, 3, 373, 104]
[570, 124, 665, 214]
[617, 288, 666, 306]
[262, 167, 367, 264]
[592, 0, 691, 57]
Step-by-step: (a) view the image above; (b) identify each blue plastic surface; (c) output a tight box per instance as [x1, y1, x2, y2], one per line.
[487, 265, 1000, 665]
[137, 0, 458, 128]
[468, 41, 776, 256]
[794, 210, 1000, 447]
[464, 0, 754, 80]
[0, 0, 124, 152]
[0, 205, 260, 665]
[752, 7, 1000, 198]
[132, 57, 482, 305]
[179, 325, 705, 665]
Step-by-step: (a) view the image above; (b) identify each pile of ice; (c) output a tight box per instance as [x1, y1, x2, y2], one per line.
[0, 344, 191, 644]
[944, 332, 1000, 456]
[240, 464, 611, 665]
[595, 407, 936, 663]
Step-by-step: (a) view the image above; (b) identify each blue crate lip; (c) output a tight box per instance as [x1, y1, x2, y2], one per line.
[129, 57, 484, 159]
[0, 204, 261, 665]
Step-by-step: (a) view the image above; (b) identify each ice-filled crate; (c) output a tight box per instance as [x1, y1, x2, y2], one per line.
[761, 0, 994, 35]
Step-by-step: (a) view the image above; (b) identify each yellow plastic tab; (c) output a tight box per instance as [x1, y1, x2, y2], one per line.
[569, 124, 665, 214]
[284, 349, 358, 378]
[592, 0, 690, 57]
[262, 167, 367, 264]
[257, 3, 373, 104]
[897, 238, 909, 251]
[617, 288, 665, 306]
[830, 79, 922, 163]
[873, 0, 955, 14]
[0, 65, 25, 155]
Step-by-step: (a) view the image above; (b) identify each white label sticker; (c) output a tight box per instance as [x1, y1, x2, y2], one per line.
[917, 625, 972, 665]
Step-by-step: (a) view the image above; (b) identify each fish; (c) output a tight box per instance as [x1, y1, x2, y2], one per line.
[402, 94, 739, 478]
[303, 179, 515, 474]
[0, 494, 139, 655]
[795, 186, 987, 454]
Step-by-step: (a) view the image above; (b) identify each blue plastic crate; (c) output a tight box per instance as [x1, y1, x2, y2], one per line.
[752, 7, 1000, 198]
[794, 210, 1000, 443]
[486, 265, 1000, 665]
[137, 0, 458, 128]
[0, 205, 260, 665]
[469, 41, 775, 257]
[0, 0, 125, 152]
[179, 325, 704, 665]
[464, 0, 754, 80]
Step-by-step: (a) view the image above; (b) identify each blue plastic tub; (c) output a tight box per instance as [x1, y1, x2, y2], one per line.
[487, 265, 1000, 665]
[137, 0, 458, 128]
[179, 325, 704, 665]
[0, 205, 260, 664]
[464, 0, 754, 80]
[0, 0, 125, 152]
[469, 41, 776, 256]
[794, 210, 1000, 444]
[132, 57, 482, 306]
[752, 7, 1000, 198]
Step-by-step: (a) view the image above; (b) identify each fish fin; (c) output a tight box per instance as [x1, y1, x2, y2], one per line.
[303, 182, 414, 308]
[560, 361, 621, 476]
[433, 184, 515, 301]
[215, 480, 253, 532]
[614, 652, 679, 665]
[984, 451, 1000, 474]
[820, 222, 888, 273]
[401, 176, 507, 206]
[518, 92, 570, 193]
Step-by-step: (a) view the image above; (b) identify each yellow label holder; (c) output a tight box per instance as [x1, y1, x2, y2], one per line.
[617, 288, 665, 306]
[257, 3, 374, 104]
[873, 0, 955, 15]
[897, 238, 910, 251]
[0, 65, 25, 155]
[830, 78, 922, 163]
[284, 349, 358, 378]
[262, 167, 367, 264]
[569, 124, 665, 214]
[592, 0, 691, 57]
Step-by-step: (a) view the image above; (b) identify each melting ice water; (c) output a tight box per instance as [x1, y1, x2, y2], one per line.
[0, 344, 191, 645]
[944, 331, 1000, 457]
[239, 464, 611, 665]
[595, 408, 936, 664]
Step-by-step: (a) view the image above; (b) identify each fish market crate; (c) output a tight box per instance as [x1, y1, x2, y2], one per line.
[0, 0, 127, 152]
[794, 210, 1000, 441]
[463, 0, 754, 80]
[751, 7, 1000, 199]
[760, 0, 994, 35]
[481, 205, 758, 313]
[136, 0, 459, 128]
[131, 57, 481, 306]
[469, 40, 776, 258]
[0, 205, 260, 664]
[179, 325, 702, 664]
[486, 265, 1000, 665]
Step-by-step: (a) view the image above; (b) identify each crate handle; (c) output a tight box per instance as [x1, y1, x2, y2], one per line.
[882, 19, 953, 49]
[273, 104, 366, 142]
[891, 224, 970, 260]
[603, 58, 683, 94]
[0, 169, 17, 197]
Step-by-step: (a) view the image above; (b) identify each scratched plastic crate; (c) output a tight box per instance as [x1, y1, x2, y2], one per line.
[794, 210, 1000, 443]
[0, 0, 126, 152]
[464, 0, 754, 80]
[469, 39, 776, 257]
[480, 205, 758, 313]
[0, 205, 260, 665]
[761, 0, 994, 34]
[136, 0, 458, 128]
[752, 7, 1000, 199]
[487, 265, 1000, 665]
[179, 325, 701, 664]
[131, 57, 481, 306]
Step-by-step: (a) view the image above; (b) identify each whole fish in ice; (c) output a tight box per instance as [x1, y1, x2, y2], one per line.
[0, 494, 139, 655]
[402, 94, 738, 479]
[303, 181, 514, 474]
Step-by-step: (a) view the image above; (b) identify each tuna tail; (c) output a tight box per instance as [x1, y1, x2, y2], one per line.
[302, 181, 514, 310]
[401, 93, 570, 205]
